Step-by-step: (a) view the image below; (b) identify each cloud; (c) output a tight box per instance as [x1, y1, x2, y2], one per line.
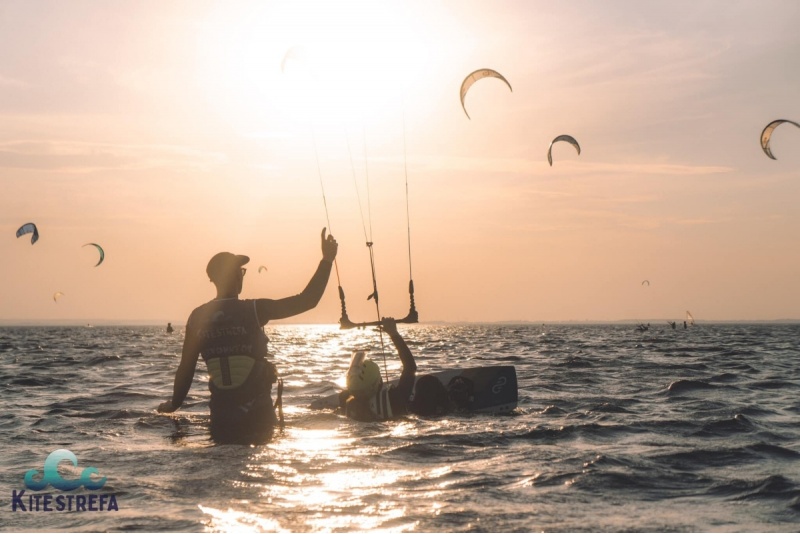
[568, 161, 734, 176]
[557, 29, 729, 91]
[0, 75, 27, 88]
[0, 140, 227, 173]
[415, 154, 733, 178]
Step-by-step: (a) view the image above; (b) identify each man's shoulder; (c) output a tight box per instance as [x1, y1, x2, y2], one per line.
[186, 300, 218, 324]
[189, 299, 258, 322]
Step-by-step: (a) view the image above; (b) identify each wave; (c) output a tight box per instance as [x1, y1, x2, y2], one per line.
[3, 323, 800, 532]
[710, 474, 800, 504]
[555, 356, 593, 368]
[692, 414, 756, 437]
[7, 376, 60, 387]
[652, 442, 800, 471]
[749, 379, 800, 390]
[665, 379, 717, 394]
[586, 401, 635, 414]
[516, 422, 642, 443]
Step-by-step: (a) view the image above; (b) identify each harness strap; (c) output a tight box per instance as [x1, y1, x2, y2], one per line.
[369, 385, 393, 420]
[275, 378, 284, 431]
[220, 356, 232, 386]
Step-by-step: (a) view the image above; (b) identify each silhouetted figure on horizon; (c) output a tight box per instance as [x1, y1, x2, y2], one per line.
[166, 322, 174, 334]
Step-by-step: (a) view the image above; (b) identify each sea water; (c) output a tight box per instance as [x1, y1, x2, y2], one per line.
[1, 323, 799, 532]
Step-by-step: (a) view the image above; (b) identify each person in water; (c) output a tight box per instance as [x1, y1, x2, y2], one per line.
[158, 228, 338, 444]
[339, 319, 464, 420]
[166, 322, 174, 334]
[340, 317, 417, 421]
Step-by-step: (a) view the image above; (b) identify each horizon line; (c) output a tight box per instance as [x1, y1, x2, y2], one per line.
[1, 318, 799, 327]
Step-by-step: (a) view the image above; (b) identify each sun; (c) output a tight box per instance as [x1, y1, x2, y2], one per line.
[194, 1, 432, 134]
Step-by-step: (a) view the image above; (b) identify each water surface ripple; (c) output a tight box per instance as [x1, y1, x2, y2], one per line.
[1, 323, 799, 532]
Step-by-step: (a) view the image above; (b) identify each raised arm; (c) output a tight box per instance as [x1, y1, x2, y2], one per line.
[383, 318, 416, 411]
[256, 228, 338, 323]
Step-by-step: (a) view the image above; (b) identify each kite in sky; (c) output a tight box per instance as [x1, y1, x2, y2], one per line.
[760, 119, 800, 160]
[281, 45, 308, 73]
[16, 222, 39, 244]
[547, 135, 581, 166]
[82, 243, 105, 267]
[459, 68, 512, 120]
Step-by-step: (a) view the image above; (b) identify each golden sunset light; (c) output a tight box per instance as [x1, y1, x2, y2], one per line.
[3, 1, 799, 325]
[4, 4, 800, 533]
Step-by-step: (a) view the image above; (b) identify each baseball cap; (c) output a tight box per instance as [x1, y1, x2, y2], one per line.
[206, 252, 250, 282]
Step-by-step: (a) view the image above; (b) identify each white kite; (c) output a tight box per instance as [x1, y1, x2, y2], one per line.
[459, 68, 512, 120]
[760, 119, 800, 160]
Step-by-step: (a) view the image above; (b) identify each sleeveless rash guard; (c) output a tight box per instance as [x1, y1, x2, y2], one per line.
[188, 298, 277, 443]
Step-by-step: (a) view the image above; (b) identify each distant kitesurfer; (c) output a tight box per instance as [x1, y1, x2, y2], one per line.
[158, 228, 338, 445]
[339, 317, 417, 421]
[166, 323, 174, 334]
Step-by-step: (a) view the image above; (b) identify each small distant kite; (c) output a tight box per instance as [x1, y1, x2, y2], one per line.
[281, 45, 308, 73]
[459, 68, 512, 120]
[760, 119, 800, 160]
[258, 265, 268, 273]
[641, 280, 650, 286]
[16, 223, 39, 245]
[82, 243, 105, 267]
[547, 135, 581, 166]
[53, 291, 64, 303]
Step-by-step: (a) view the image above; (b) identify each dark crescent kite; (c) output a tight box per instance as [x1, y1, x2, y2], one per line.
[547, 135, 581, 166]
[82, 243, 105, 267]
[760, 119, 800, 160]
[16, 222, 39, 245]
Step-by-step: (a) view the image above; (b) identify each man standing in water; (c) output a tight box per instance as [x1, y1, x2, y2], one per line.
[158, 228, 338, 444]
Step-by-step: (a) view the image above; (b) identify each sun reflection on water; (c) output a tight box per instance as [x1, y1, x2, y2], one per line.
[195, 325, 469, 532]
[199, 504, 285, 533]
[200, 422, 454, 532]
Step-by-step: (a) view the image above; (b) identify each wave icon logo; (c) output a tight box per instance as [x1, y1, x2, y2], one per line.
[24, 449, 107, 491]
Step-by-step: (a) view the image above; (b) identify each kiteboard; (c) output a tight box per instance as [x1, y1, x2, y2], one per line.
[310, 365, 518, 414]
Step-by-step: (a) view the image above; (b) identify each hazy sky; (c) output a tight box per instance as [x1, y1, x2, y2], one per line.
[2, 0, 799, 324]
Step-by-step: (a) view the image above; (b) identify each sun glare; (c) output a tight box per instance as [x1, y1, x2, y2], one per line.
[195, 1, 431, 133]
